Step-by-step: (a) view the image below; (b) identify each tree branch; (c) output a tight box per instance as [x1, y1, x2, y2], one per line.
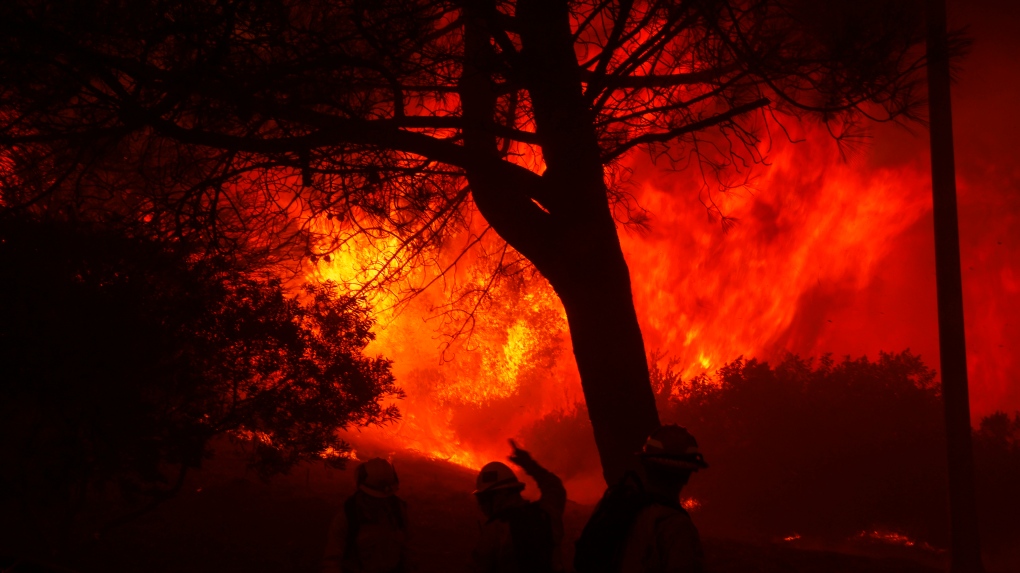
[582, 65, 739, 90]
[602, 97, 770, 162]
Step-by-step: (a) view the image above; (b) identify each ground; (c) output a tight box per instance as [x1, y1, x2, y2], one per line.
[0, 444, 988, 573]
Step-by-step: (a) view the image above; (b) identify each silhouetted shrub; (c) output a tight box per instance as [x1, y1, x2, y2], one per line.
[523, 351, 1020, 551]
[972, 410, 1020, 551]
[655, 352, 948, 543]
[652, 352, 1019, 551]
[0, 217, 400, 541]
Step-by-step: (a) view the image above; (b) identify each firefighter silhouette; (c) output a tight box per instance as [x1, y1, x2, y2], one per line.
[322, 458, 408, 573]
[471, 440, 566, 573]
[575, 425, 708, 573]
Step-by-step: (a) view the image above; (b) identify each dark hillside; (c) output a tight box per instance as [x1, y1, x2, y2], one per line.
[0, 440, 969, 573]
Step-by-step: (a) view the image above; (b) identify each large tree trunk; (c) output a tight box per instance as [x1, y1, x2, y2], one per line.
[925, 1, 984, 571]
[460, 0, 661, 484]
[543, 209, 662, 485]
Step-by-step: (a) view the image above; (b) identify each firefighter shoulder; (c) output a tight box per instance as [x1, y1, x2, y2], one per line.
[471, 442, 564, 573]
[321, 458, 409, 573]
[575, 425, 708, 573]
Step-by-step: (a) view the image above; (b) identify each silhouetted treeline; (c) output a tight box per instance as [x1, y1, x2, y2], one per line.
[525, 351, 1019, 552]
[0, 216, 400, 552]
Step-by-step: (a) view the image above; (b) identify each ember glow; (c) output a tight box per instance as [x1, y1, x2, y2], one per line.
[681, 498, 701, 512]
[853, 530, 945, 553]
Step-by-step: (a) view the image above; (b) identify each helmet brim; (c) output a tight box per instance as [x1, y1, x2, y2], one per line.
[359, 484, 398, 497]
[472, 480, 525, 495]
[640, 454, 709, 471]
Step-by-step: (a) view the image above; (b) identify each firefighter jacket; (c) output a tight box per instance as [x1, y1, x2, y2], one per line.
[618, 503, 703, 573]
[321, 490, 409, 573]
[471, 461, 567, 573]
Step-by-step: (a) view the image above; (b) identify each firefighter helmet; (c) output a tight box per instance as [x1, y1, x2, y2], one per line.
[356, 457, 400, 497]
[473, 461, 525, 495]
[638, 424, 708, 471]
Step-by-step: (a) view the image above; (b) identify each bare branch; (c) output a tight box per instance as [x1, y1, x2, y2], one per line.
[603, 97, 770, 162]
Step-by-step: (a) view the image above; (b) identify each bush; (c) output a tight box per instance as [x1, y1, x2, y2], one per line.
[0, 216, 401, 544]
[972, 410, 1020, 551]
[655, 352, 948, 543]
[653, 352, 1020, 550]
[522, 351, 1020, 551]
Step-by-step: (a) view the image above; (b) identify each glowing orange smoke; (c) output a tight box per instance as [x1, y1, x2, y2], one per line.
[622, 130, 932, 381]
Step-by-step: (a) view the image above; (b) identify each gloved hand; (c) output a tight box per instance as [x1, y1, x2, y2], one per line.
[508, 439, 537, 470]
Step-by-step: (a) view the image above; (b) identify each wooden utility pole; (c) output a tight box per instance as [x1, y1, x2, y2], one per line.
[925, 1, 984, 572]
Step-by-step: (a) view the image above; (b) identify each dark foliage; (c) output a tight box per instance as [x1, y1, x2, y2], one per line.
[655, 352, 948, 543]
[524, 351, 1020, 550]
[651, 352, 1020, 550]
[0, 216, 400, 539]
[971, 410, 1020, 551]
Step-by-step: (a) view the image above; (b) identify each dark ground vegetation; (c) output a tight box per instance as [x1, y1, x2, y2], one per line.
[522, 351, 1020, 570]
[0, 443, 972, 573]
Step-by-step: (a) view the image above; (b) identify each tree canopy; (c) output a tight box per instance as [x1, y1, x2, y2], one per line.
[0, 215, 400, 539]
[0, 0, 926, 256]
[0, 0, 933, 480]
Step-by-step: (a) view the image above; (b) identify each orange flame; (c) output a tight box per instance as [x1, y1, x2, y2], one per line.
[623, 129, 932, 379]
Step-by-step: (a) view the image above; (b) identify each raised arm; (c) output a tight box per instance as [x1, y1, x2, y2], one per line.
[508, 440, 567, 516]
